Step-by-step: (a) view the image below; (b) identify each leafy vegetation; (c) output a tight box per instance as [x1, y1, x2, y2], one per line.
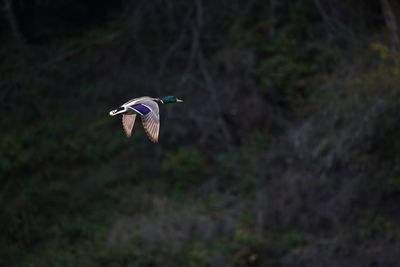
[2, 0, 400, 266]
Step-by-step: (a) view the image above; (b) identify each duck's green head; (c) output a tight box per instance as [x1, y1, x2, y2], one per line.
[160, 96, 184, 104]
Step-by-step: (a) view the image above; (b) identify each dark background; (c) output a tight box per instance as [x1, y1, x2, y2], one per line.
[2, 0, 400, 266]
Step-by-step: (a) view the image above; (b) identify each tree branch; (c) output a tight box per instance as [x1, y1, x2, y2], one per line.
[4, 0, 24, 47]
[380, 0, 400, 51]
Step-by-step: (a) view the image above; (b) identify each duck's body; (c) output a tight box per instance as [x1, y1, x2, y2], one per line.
[109, 96, 183, 143]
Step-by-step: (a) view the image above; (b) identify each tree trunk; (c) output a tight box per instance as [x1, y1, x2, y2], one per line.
[380, 0, 400, 51]
[4, 0, 24, 47]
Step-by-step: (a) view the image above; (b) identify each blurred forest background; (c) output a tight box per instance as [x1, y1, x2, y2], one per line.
[2, 0, 400, 266]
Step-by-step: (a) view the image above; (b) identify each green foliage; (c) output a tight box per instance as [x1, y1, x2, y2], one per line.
[2, 1, 400, 266]
[179, 242, 207, 267]
[278, 231, 307, 248]
[214, 140, 272, 197]
[0, 133, 34, 174]
[295, 43, 400, 172]
[161, 147, 207, 191]
[224, 0, 335, 108]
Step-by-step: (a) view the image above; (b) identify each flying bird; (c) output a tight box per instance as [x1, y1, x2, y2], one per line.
[109, 96, 183, 143]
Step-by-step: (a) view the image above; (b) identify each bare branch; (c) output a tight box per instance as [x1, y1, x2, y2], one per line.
[314, 0, 357, 40]
[380, 0, 400, 51]
[3, 0, 24, 47]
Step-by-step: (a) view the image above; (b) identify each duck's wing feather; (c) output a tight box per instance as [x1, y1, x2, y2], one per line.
[138, 100, 160, 143]
[123, 96, 154, 107]
[122, 114, 137, 137]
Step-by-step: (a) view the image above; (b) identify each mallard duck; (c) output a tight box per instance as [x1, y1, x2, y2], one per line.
[109, 96, 183, 143]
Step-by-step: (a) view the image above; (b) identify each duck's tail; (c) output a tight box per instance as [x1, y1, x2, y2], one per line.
[109, 106, 125, 116]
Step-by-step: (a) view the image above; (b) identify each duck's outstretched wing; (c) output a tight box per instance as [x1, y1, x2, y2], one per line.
[122, 114, 137, 137]
[137, 100, 160, 143]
